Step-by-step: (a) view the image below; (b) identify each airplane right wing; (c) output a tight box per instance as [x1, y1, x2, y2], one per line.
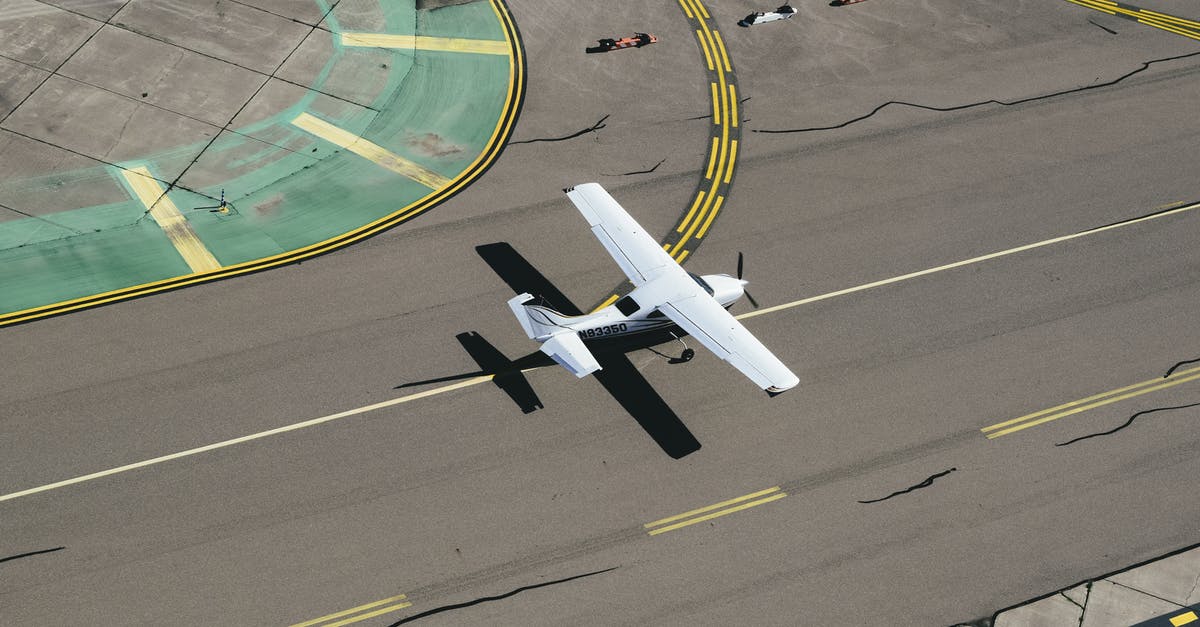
[565, 183, 675, 286]
[658, 292, 800, 395]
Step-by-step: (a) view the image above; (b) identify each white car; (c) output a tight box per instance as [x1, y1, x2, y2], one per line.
[738, 5, 796, 26]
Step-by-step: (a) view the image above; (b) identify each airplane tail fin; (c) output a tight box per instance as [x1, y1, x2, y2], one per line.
[507, 293, 579, 340]
[507, 293, 601, 378]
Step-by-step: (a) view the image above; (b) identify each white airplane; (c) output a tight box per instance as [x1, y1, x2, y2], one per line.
[508, 183, 800, 396]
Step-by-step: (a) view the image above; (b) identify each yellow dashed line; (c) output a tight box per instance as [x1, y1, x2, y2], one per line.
[120, 167, 221, 274]
[723, 140, 738, 184]
[292, 113, 450, 189]
[677, 191, 707, 234]
[677, 0, 694, 19]
[728, 83, 739, 128]
[983, 368, 1200, 439]
[697, 194, 724, 238]
[695, 29, 713, 70]
[646, 487, 786, 535]
[1171, 611, 1198, 626]
[674, 249, 690, 263]
[711, 30, 732, 72]
[291, 593, 411, 627]
[340, 33, 509, 55]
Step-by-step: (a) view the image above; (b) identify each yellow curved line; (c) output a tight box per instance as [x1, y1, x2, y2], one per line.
[0, 0, 525, 328]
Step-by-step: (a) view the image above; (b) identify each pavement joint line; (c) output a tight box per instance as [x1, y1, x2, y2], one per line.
[5, 200, 1197, 503]
[291, 112, 451, 189]
[340, 33, 510, 55]
[120, 166, 222, 273]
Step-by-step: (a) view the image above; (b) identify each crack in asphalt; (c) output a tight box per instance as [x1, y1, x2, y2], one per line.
[857, 468, 956, 504]
[1055, 402, 1200, 447]
[1089, 18, 1119, 35]
[685, 95, 751, 121]
[1165, 357, 1200, 378]
[752, 51, 1200, 134]
[603, 158, 666, 177]
[508, 115, 609, 145]
[386, 567, 618, 625]
[0, 546, 64, 565]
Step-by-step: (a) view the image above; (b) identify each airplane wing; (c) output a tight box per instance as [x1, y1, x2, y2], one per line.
[565, 183, 675, 285]
[658, 293, 799, 394]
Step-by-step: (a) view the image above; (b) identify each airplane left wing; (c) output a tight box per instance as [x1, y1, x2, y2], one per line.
[565, 183, 674, 285]
[658, 293, 800, 395]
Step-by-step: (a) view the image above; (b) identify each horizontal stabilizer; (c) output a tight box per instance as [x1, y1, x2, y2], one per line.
[540, 332, 602, 378]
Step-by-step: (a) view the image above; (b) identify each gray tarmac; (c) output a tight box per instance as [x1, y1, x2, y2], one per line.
[3, 1, 1200, 625]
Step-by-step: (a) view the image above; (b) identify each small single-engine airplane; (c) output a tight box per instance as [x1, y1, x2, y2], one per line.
[508, 183, 800, 396]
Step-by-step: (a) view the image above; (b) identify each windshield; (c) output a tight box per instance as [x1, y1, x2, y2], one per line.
[689, 272, 714, 296]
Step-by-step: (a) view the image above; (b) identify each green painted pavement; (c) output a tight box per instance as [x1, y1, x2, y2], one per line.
[0, 0, 522, 325]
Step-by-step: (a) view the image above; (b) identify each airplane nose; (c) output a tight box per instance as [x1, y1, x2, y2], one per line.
[738, 279, 748, 287]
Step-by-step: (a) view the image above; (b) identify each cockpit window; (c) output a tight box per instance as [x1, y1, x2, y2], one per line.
[689, 273, 714, 296]
[615, 295, 640, 316]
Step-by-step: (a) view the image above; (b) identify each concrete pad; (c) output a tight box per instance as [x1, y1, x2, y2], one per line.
[39, 0, 127, 22]
[1110, 547, 1200, 607]
[1082, 579, 1182, 627]
[995, 588, 1084, 627]
[329, 0, 389, 33]
[111, 0, 314, 74]
[0, 57, 49, 121]
[231, 0, 329, 26]
[0, 0, 99, 70]
[276, 33, 397, 109]
[1, 74, 217, 165]
[0, 130, 122, 220]
[58, 25, 265, 127]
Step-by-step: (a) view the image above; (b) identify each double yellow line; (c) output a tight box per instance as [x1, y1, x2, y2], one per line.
[982, 364, 1200, 439]
[1065, 0, 1200, 41]
[291, 593, 411, 627]
[671, 0, 738, 261]
[644, 486, 786, 535]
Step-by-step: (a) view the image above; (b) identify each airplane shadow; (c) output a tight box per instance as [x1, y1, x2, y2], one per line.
[398, 243, 701, 459]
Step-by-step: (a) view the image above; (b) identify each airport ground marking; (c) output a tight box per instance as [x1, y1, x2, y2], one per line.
[645, 487, 786, 536]
[5, 200, 1198, 504]
[0, 375, 495, 504]
[120, 167, 221, 273]
[340, 33, 510, 54]
[291, 594, 411, 627]
[1064, 0, 1200, 41]
[291, 113, 450, 189]
[1172, 611, 1198, 626]
[982, 366, 1200, 439]
[737, 200, 1200, 321]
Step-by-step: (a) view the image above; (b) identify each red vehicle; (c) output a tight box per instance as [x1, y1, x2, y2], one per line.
[586, 33, 658, 53]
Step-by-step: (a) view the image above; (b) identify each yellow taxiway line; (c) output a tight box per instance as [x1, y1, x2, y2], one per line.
[291, 113, 450, 189]
[120, 167, 221, 274]
[290, 593, 411, 627]
[982, 366, 1200, 439]
[645, 486, 787, 535]
[340, 33, 510, 55]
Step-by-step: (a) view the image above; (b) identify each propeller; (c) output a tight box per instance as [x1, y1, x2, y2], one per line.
[736, 252, 760, 309]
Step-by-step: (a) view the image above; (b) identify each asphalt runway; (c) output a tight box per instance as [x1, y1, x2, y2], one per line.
[3, 1, 1200, 625]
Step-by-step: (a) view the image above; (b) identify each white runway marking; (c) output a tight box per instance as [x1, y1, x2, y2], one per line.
[3, 200, 1197, 503]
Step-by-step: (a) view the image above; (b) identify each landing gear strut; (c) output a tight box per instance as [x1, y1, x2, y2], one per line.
[668, 333, 694, 364]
